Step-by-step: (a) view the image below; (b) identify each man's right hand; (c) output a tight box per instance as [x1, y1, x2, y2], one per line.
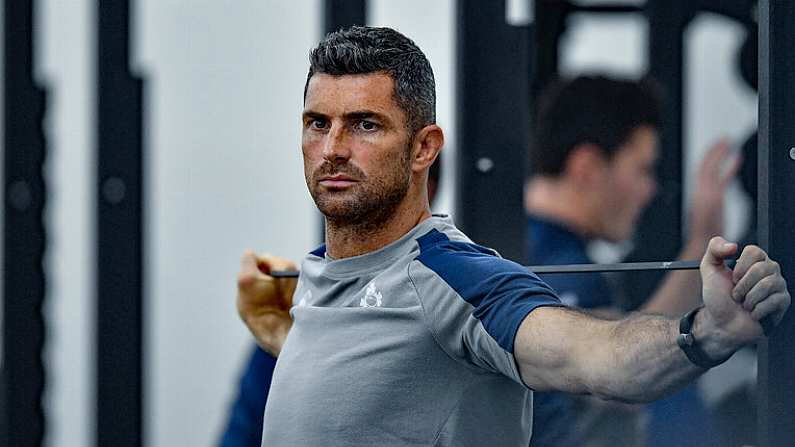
[236, 251, 297, 356]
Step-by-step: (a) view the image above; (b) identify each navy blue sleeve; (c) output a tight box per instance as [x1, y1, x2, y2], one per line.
[415, 229, 563, 346]
[412, 230, 565, 383]
[217, 346, 277, 447]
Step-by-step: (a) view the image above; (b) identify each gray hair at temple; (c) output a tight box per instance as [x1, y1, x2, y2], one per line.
[304, 26, 436, 135]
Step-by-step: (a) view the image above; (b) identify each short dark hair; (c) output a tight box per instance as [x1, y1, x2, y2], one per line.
[532, 75, 662, 176]
[305, 26, 436, 134]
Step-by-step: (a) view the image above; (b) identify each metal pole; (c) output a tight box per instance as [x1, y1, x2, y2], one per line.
[2, 1, 48, 445]
[96, 1, 145, 445]
[456, 0, 531, 262]
[324, 0, 366, 34]
[757, 1, 795, 444]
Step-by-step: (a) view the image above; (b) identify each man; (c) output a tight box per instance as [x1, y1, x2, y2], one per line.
[218, 157, 441, 447]
[237, 26, 790, 446]
[526, 76, 741, 446]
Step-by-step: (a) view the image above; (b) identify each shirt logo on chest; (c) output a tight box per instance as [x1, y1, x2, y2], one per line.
[360, 282, 383, 308]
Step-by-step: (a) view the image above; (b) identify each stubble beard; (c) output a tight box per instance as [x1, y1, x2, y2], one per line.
[308, 151, 412, 233]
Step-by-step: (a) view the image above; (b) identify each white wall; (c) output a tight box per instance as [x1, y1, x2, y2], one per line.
[27, 2, 755, 446]
[685, 13, 756, 241]
[135, 2, 320, 446]
[38, 1, 95, 446]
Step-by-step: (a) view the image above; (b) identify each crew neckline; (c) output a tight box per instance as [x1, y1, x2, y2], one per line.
[317, 214, 453, 278]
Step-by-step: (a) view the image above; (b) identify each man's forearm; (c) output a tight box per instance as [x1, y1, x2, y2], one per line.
[516, 308, 716, 403]
[589, 313, 707, 402]
[518, 240, 789, 403]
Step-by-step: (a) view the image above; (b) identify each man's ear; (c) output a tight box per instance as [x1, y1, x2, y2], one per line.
[565, 143, 608, 185]
[411, 124, 444, 172]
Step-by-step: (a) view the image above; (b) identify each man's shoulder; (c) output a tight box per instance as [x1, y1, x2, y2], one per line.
[412, 228, 555, 295]
[409, 227, 562, 354]
[415, 228, 504, 270]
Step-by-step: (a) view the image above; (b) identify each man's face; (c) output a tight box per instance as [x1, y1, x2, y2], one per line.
[302, 72, 413, 224]
[595, 126, 659, 242]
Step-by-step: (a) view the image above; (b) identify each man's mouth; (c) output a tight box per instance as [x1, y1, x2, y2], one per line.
[318, 174, 358, 188]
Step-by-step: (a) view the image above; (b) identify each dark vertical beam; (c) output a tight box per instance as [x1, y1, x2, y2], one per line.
[96, 1, 144, 446]
[622, 0, 695, 309]
[532, 0, 567, 97]
[324, 0, 366, 34]
[2, 1, 47, 446]
[457, 0, 530, 262]
[757, 1, 795, 445]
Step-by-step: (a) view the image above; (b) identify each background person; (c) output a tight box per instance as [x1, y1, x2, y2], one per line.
[526, 75, 742, 447]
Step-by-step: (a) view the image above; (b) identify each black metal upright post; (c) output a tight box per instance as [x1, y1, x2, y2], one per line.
[532, 0, 567, 97]
[325, 0, 366, 34]
[2, 1, 47, 446]
[96, 1, 144, 446]
[757, 1, 795, 445]
[621, 0, 696, 309]
[456, 0, 531, 262]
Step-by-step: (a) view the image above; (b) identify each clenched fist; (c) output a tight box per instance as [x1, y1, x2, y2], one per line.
[237, 251, 297, 356]
[698, 237, 790, 359]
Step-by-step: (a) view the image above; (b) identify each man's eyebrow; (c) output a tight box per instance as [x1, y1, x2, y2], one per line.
[302, 109, 392, 124]
[302, 110, 327, 120]
[344, 110, 381, 119]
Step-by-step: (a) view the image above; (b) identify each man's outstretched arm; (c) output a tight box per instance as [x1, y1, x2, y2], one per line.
[514, 237, 790, 403]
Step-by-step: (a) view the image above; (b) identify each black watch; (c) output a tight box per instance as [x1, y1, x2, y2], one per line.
[676, 306, 730, 369]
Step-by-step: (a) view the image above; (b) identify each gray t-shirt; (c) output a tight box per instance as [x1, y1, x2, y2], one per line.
[261, 215, 563, 446]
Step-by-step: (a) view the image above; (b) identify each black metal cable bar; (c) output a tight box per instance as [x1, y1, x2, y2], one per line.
[268, 259, 737, 278]
[268, 257, 778, 335]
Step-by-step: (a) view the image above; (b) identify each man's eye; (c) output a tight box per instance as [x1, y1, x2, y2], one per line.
[358, 120, 378, 131]
[305, 118, 327, 130]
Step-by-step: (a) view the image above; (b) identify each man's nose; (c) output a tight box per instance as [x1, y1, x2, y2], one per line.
[322, 125, 351, 163]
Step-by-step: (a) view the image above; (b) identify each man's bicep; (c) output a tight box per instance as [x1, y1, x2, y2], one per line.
[514, 306, 613, 394]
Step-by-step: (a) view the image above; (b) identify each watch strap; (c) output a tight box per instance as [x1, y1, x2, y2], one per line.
[676, 306, 730, 369]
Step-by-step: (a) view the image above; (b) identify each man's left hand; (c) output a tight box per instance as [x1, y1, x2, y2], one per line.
[699, 237, 790, 354]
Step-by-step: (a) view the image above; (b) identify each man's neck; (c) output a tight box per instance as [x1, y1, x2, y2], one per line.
[524, 177, 595, 239]
[324, 198, 432, 259]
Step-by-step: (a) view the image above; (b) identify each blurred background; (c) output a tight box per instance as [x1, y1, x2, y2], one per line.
[2, 0, 794, 446]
